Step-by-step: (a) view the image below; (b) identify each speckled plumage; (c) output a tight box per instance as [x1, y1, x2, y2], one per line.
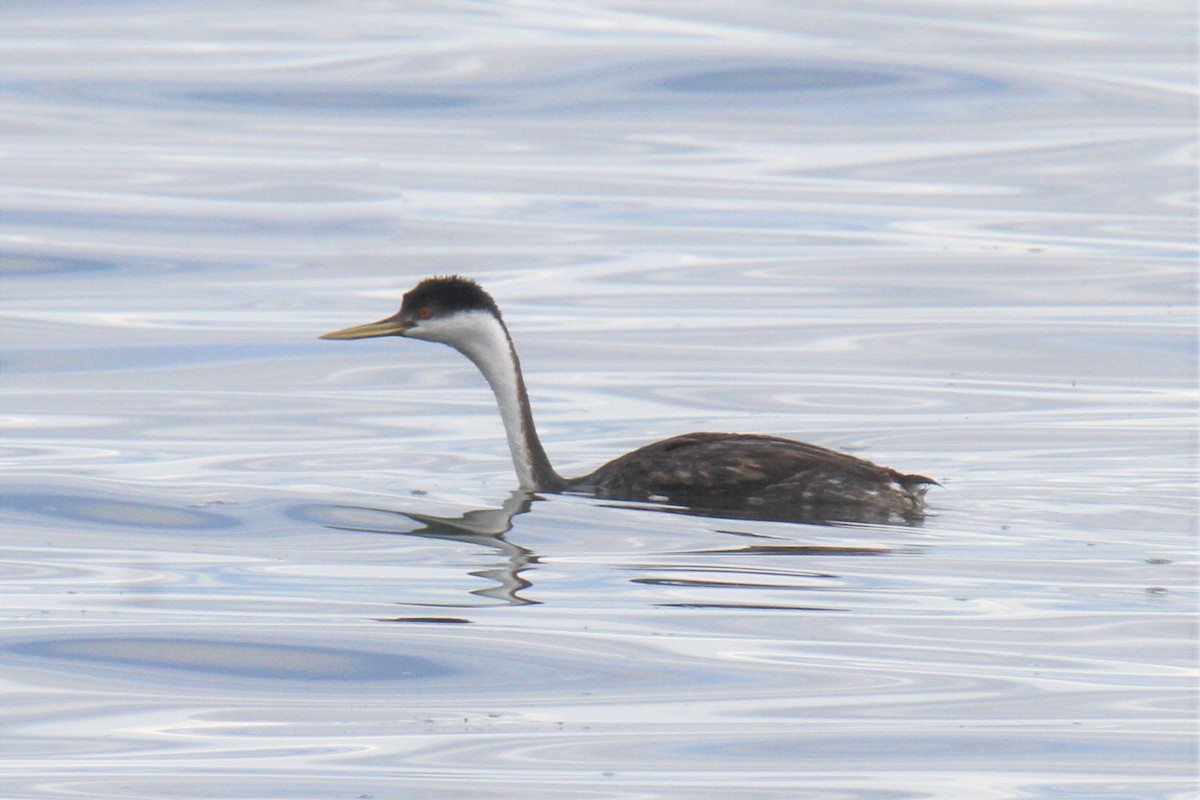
[572, 432, 934, 522]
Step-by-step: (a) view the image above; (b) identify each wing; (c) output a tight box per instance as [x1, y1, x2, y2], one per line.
[573, 432, 924, 506]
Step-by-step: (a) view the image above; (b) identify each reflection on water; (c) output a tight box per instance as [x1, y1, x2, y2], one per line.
[2, 0, 1195, 798]
[294, 492, 540, 609]
[291, 491, 908, 610]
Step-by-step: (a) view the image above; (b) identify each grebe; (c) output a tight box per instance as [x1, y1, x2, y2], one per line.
[321, 276, 936, 522]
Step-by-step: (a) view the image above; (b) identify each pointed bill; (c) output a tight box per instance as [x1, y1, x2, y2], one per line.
[319, 316, 412, 340]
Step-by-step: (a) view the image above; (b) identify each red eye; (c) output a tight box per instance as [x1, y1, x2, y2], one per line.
[417, 308, 433, 320]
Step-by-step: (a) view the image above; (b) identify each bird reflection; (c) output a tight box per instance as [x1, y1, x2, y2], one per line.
[312, 491, 539, 609]
[303, 491, 914, 613]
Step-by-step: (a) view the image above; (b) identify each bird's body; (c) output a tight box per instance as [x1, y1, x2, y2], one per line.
[321, 276, 935, 523]
[575, 432, 931, 520]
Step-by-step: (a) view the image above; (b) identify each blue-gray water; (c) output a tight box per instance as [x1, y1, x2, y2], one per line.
[2, 2, 1197, 798]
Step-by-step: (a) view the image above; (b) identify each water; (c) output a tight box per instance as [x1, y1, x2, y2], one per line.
[3, 1, 1197, 798]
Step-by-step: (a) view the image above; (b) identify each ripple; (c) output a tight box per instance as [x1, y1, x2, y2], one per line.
[0, 252, 112, 276]
[186, 87, 473, 112]
[647, 60, 1011, 103]
[4, 625, 727, 701]
[2, 491, 239, 531]
[654, 63, 906, 94]
[9, 635, 448, 684]
[6, 56, 1020, 123]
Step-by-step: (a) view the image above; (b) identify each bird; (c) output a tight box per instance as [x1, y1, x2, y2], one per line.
[320, 275, 936, 523]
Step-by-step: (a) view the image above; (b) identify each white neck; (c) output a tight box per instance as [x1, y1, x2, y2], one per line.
[412, 310, 564, 491]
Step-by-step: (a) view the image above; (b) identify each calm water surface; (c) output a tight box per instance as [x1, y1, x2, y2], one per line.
[2, 2, 1196, 798]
